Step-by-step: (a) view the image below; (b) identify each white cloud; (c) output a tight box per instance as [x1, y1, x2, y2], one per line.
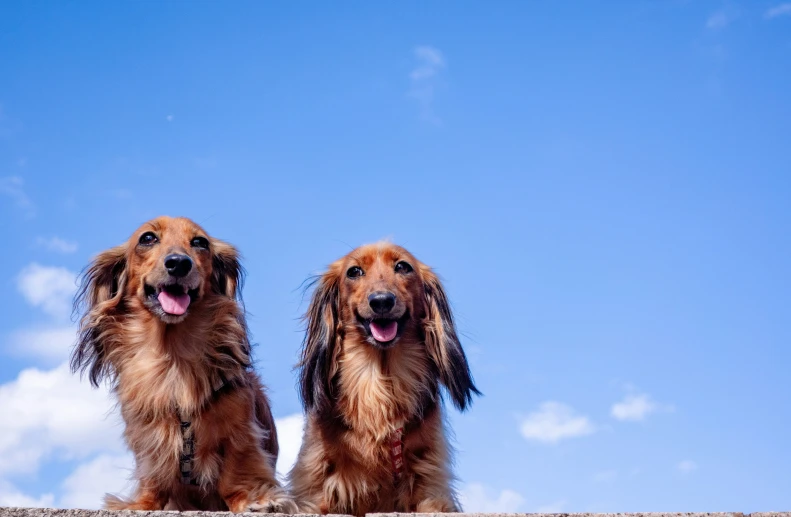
[409, 45, 446, 125]
[0, 176, 35, 217]
[706, 8, 738, 29]
[0, 480, 54, 508]
[520, 401, 596, 443]
[766, 3, 791, 18]
[7, 263, 78, 363]
[60, 453, 134, 509]
[16, 263, 78, 320]
[0, 259, 128, 509]
[36, 237, 78, 254]
[459, 483, 525, 513]
[274, 413, 304, 480]
[0, 365, 299, 508]
[678, 460, 698, 473]
[0, 363, 123, 476]
[3, 258, 305, 509]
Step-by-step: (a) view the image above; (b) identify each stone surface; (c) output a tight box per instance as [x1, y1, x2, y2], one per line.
[370, 514, 750, 517]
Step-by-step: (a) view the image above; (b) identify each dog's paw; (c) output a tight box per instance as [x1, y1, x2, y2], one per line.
[246, 494, 298, 514]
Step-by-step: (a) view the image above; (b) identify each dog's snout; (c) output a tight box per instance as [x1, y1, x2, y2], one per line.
[164, 254, 192, 277]
[368, 291, 396, 314]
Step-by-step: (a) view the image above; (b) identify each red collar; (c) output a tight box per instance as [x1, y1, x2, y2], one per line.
[390, 427, 404, 482]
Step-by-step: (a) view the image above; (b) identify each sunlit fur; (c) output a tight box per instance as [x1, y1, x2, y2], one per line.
[71, 216, 295, 513]
[289, 242, 480, 516]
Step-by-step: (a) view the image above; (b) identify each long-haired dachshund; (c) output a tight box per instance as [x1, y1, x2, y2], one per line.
[71, 216, 295, 513]
[289, 242, 480, 515]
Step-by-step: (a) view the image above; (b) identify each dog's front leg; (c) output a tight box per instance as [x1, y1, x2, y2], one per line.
[218, 440, 297, 514]
[405, 448, 459, 512]
[403, 416, 460, 513]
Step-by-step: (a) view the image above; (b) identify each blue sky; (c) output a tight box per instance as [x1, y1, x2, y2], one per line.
[1, 1, 790, 512]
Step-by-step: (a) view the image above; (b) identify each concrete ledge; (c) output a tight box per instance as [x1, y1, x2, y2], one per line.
[370, 514, 781, 517]
[1, 510, 789, 517]
[370, 514, 760, 517]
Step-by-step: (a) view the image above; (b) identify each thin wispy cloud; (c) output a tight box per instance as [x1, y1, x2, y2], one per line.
[765, 3, 791, 18]
[0, 104, 21, 139]
[8, 327, 76, 363]
[408, 45, 446, 125]
[36, 236, 78, 254]
[0, 176, 35, 217]
[706, 8, 739, 29]
[678, 460, 698, 473]
[520, 401, 596, 443]
[611, 393, 673, 421]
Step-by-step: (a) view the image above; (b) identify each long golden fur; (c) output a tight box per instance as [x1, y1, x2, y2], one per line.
[289, 242, 480, 516]
[71, 216, 295, 512]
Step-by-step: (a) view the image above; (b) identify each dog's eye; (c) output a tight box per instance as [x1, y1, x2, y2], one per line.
[191, 236, 209, 249]
[346, 266, 364, 278]
[138, 232, 158, 246]
[394, 261, 413, 274]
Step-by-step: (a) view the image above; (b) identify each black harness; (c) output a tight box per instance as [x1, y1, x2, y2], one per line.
[178, 376, 232, 486]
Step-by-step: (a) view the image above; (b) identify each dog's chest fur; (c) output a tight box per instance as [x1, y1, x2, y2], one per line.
[336, 337, 434, 443]
[118, 329, 217, 414]
[113, 320, 237, 487]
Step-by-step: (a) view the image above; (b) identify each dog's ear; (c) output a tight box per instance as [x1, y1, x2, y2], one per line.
[211, 240, 245, 301]
[421, 267, 481, 411]
[298, 262, 342, 413]
[71, 245, 128, 387]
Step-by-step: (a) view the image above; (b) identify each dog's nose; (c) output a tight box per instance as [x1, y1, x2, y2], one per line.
[368, 292, 396, 314]
[164, 254, 192, 277]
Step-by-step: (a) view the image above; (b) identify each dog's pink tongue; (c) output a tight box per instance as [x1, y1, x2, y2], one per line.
[370, 320, 398, 342]
[157, 291, 190, 315]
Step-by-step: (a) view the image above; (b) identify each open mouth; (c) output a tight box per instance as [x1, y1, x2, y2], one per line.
[358, 313, 409, 348]
[144, 283, 199, 317]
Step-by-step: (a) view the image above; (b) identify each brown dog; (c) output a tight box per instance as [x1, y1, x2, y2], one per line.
[71, 216, 295, 512]
[289, 242, 479, 515]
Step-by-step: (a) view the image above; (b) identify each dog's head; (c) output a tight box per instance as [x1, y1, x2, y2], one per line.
[122, 217, 241, 323]
[341, 243, 422, 349]
[299, 242, 480, 413]
[72, 216, 243, 385]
